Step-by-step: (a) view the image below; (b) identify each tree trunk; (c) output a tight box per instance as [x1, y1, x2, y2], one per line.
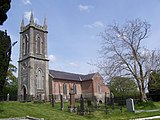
[139, 85, 147, 102]
[137, 78, 147, 102]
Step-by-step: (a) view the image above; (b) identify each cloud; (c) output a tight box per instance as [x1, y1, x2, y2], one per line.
[93, 21, 104, 28]
[49, 55, 56, 63]
[84, 21, 105, 28]
[78, 4, 94, 12]
[22, 0, 32, 5]
[69, 62, 79, 67]
[24, 11, 39, 23]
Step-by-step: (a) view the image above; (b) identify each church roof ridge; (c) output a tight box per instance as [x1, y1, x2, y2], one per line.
[49, 69, 96, 81]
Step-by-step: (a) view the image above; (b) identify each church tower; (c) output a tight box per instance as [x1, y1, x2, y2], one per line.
[18, 12, 49, 101]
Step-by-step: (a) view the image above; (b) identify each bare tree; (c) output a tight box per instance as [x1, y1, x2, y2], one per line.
[98, 19, 160, 102]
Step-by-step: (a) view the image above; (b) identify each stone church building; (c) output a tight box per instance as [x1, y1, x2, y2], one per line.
[18, 13, 110, 102]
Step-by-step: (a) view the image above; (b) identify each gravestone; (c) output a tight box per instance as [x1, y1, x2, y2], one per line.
[105, 92, 107, 107]
[51, 94, 55, 107]
[39, 94, 42, 101]
[80, 94, 84, 111]
[126, 98, 135, 112]
[68, 89, 76, 112]
[7, 93, 9, 101]
[110, 92, 114, 109]
[60, 94, 64, 110]
[79, 94, 85, 115]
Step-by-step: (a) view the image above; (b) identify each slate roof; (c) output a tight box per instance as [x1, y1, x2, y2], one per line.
[49, 70, 96, 81]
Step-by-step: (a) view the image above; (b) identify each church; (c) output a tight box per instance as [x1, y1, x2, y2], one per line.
[18, 13, 110, 103]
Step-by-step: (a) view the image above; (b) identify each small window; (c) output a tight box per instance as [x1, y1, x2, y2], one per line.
[22, 43, 25, 55]
[37, 69, 43, 89]
[36, 35, 43, 55]
[98, 84, 101, 94]
[73, 84, 77, 94]
[24, 35, 28, 55]
[37, 36, 41, 54]
[63, 83, 67, 95]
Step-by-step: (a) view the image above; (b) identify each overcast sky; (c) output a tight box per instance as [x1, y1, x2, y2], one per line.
[1, 0, 160, 76]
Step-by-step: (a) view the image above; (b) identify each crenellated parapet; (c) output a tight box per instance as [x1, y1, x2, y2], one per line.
[21, 24, 47, 33]
[20, 11, 47, 33]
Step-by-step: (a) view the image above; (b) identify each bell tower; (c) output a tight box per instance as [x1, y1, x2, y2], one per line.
[18, 12, 49, 101]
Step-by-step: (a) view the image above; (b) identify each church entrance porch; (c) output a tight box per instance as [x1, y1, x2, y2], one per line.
[19, 85, 27, 101]
[19, 85, 34, 102]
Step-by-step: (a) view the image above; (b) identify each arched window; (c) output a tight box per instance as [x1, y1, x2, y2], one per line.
[63, 83, 67, 95]
[37, 36, 40, 54]
[41, 38, 43, 54]
[98, 84, 101, 94]
[23, 35, 28, 55]
[37, 69, 43, 89]
[73, 84, 77, 94]
[36, 35, 43, 54]
[55, 82, 59, 94]
[22, 42, 25, 55]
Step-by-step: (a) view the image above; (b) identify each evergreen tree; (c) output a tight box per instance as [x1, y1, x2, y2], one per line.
[0, 0, 11, 25]
[0, 30, 11, 96]
[0, 0, 11, 98]
[148, 70, 160, 101]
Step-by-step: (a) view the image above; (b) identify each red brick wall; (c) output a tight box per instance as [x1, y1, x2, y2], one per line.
[49, 73, 110, 101]
[81, 80, 94, 99]
[92, 73, 110, 97]
[81, 80, 92, 93]
[50, 78, 82, 96]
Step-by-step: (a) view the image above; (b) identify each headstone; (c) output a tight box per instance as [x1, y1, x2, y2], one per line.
[39, 94, 42, 101]
[105, 92, 107, 107]
[126, 98, 135, 112]
[69, 88, 76, 112]
[60, 94, 64, 110]
[51, 94, 55, 107]
[110, 92, 114, 109]
[110, 92, 114, 105]
[80, 94, 85, 115]
[80, 94, 84, 111]
[41, 94, 45, 101]
[7, 93, 9, 101]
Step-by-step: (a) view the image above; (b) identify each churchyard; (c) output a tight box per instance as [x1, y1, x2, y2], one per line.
[0, 100, 160, 120]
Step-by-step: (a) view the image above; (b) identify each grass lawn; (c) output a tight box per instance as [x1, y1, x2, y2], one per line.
[0, 101, 160, 120]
